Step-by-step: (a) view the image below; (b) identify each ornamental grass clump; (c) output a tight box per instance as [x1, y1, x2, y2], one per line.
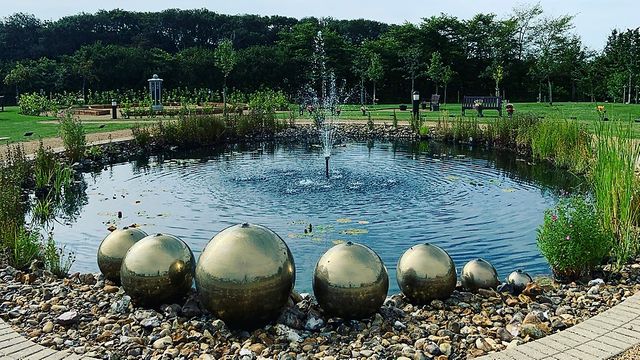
[537, 195, 612, 283]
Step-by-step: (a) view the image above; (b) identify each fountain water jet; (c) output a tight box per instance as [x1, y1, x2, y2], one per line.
[311, 30, 339, 179]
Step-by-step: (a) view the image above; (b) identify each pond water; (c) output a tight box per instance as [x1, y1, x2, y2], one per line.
[50, 140, 582, 294]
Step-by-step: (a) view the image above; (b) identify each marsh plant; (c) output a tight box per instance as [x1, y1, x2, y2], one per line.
[591, 120, 640, 266]
[537, 195, 612, 282]
[59, 113, 86, 162]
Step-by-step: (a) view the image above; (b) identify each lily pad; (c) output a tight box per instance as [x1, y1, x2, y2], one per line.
[336, 218, 352, 223]
[502, 188, 516, 193]
[340, 228, 369, 235]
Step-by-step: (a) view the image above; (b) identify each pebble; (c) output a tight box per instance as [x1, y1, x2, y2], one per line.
[0, 258, 639, 360]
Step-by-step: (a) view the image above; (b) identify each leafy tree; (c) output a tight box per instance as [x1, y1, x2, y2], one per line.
[441, 65, 455, 104]
[426, 51, 445, 95]
[214, 38, 237, 117]
[399, 47, 423, 95]
[532, 14, 575, 105]
[366, 53, 384, 104]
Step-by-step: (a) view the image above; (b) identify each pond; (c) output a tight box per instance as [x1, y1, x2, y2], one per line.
[50, 140, 581, 294]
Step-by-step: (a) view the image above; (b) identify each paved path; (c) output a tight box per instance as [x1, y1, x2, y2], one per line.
[477, 292, 640, 360]
[0, 319, 97, 360]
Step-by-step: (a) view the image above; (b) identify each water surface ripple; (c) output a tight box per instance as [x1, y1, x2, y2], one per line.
[52, 141, 580, 293]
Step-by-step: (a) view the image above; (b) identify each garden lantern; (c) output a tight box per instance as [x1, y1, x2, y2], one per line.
[412, 91, 420, 118]
[148, 74, 164, 111]
[111, 99, 117, 119]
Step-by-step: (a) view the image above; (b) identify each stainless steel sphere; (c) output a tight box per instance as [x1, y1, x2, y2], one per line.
[396, 243, 456, 304]
[97, 227, 148, 282]
[313, 242, 388, 319]
[461, 258, 500, 291]
[120, 233, 195, 306]
[507, 269, 533, 293]
[195, 223, 295, 326]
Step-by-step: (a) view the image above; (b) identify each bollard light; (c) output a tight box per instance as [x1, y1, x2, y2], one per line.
[111, 99, 117, 120]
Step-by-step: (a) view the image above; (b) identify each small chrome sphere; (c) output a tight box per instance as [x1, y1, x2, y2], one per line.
[507, 269, 533, 293]
[313, 242, 388, 319]
[120, 233, 195, 306]
[97, 227, 148, 282]
[461, 258, 499, 291]
[195, 223, 295, 326]
[396, 243, 456, 304]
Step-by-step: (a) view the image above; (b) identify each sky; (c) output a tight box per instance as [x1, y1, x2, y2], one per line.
[1, 0, 638, 51]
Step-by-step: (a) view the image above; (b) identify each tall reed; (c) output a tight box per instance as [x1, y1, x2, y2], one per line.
[592, 120, 640, 266]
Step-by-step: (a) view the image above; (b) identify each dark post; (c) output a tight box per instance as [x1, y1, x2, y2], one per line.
[111, 99, 117, 119]
[412, 91, 420, 119]
[325, 157, 329, 178]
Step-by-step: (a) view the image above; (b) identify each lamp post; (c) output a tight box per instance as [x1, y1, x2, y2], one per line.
[148, 74, 164, 111]
[111, 99, 117, 119]
[412, 91, 420, 119]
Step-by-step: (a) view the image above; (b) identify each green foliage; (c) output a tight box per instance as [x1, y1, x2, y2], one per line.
[9, 227, 41, 270]
[43, 235, 75, 278]
[529, 119, 590, 172]
[537, 196, 612, 282]
[18, 93, 53, 116]
[131, 123, 152, 150]
[59, 114, 86, 162]
[592, 120, 640, 267]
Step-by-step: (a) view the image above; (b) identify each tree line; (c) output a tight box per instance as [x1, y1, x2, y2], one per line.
[0, 6, 638, 105]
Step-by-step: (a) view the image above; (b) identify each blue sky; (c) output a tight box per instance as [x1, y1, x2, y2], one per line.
[2, 0, 638, 50]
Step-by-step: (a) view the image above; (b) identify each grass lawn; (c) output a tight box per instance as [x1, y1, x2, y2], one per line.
[287, 102, 640, 122]
[0, 107, 136, 144]
[2, 102, 640, 143]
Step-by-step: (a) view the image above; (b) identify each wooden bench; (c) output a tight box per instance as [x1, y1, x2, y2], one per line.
[430, 94, 441, 111]
[462, 96, 502, 116]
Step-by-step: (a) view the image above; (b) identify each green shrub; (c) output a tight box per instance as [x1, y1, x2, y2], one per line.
[9, 227, 41, 270]
[18, 93, 53, 116]
[131, 124, 152, 150]
[537, 195, 612, 282]
[43, 235, 75, 278]
[59, 114, 86, 162]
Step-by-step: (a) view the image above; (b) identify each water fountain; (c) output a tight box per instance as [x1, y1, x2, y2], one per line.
[310, 30, 339, 178]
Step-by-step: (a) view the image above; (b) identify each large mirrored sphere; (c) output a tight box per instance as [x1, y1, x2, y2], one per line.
[396, 243, 456, 304]
[97, 227, 148, 282]
[313, 242, 388, 319]
[195, 223, 295, 326]
[120, 233, 195, 306]
[461, 258, 499, 291]
[507, 269, 533, 293]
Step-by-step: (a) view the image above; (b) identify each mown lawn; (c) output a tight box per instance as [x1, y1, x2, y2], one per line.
[287, 102, 640, 122]
[3, 102, 640, 143]
[0, 107, 135, 143]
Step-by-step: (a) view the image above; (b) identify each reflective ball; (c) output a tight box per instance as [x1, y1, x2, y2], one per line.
[396, 243, 456, 304]
[507, 269, 533, 293]
[97, 227, 148, 283]
[195, 223, 295, 326]
[461, 258, 499, 291]
[313, 242, 388, 319]
[120, 233, 195, 306]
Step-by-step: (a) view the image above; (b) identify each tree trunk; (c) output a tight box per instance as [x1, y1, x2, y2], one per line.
[537, 82, 542, 103]
[435, 81, 439, 95]
[628, 74, 633, 103]
[411, 76, 415, 94]
[82, 77, 86, 103]
[547, 78, 553, 106]
[444, 84, 448, 105]
[372, 83, 376, 105]
[495, 80, 500, 97]
[223, 76, 227, 118]
[360, 78, 364, 105]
